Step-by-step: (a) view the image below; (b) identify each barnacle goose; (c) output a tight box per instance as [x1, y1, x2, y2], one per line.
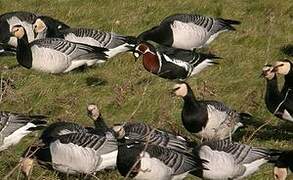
[11, 25, 108, 73]
[191, 138, 283, 179]
[0, 11, 69, 53]
[33, 17, 137, 59]
[87, 104, 195, 153]
[137, 13, 240, 50]
[113, 126, 205, 180]
[133, 42, 220, 81]
[262, 65, 293, 122]
[172, 82, 251, 140]
[21, 130, 118, 176]
[0, 111, 47, 151]
[274, 150, 293, 180]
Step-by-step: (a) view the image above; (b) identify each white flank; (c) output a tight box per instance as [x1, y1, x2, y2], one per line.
[50, 140, 100, 174]
[0, 49, 4, 53]
[204, 30, 228, 47]
[171, 21, 209, 50]
[96, 150, 118, 171]
[134, 152, 172, 180]
[31, 45, 70, 73]
[200, 146, 237, 179]
[282, 109, 293, 122]
[0, 123, 36, 151]
[236, 158, 268, 179]
[190, 59, 215, 76]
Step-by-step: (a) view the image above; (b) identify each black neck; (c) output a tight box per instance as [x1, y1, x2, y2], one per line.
[16, 32, 32, 69]
[182, 86, 207, 133]
[93, 115, 109, 132]
[265, 75, 283, 114]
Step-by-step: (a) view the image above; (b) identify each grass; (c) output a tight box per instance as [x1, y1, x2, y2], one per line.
[0, 0, 293, 179]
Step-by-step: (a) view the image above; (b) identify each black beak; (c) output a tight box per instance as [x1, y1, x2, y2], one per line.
[169, 88, 178, 97]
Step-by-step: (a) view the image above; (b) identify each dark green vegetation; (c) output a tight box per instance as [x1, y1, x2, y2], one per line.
[0, 0, 292, 179]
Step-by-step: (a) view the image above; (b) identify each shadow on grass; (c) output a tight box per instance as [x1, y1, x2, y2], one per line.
[280, 44, 293, 57]
[86, 77, 107, 86]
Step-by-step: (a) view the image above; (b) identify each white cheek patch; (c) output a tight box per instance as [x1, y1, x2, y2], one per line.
[282, 109, 293, 122]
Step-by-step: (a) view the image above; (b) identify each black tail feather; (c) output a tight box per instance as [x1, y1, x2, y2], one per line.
[218, 18, 241, 31]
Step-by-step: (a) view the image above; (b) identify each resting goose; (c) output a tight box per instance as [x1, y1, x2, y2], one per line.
[172, 82, 251, 140]
[0, 11, 69, 53]
[113, 126, 205, 180]
[274, 150, 293, 180]
[137, 13, 240, 50]
[33, 17, 137, 59]
[0, 111, 47, 151]
[87, 104, 194, 153]
[191, 138, 283, 179]
[21, 131, 118, 176]
[133, 42, 220, 81]
[272, 59, 293, 96]
[11, 25, 108, 73]
[262, 65, 293, 122]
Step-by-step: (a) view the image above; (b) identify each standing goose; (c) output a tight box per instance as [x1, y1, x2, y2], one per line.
[272, 59, 293, 95]
[11, 25, 108, 73]
[21, 131, 118, 176]
[0, 11, 69, 53]
[87, 104, 194, 153]
[274, 150, 293, 180]
[133, 42, 220, 81]
[113, 126, 205, 180]
[137, 13, 241, 50]
[191, 138, 283, 179]
[262, 65, 293, 122]
[33, 17, 137, 59]
[172, 82, 251, 140]
[0, 111, 47, 151]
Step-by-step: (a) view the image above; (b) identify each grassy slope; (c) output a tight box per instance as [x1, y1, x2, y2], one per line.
[0, 0, 292, 179]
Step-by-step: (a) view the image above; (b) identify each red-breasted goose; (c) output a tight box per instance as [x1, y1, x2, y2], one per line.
[113, 126, 205, 180]
[87, 104, 195, 153]
[137, 13, 240, 50]
[191, 138, 283, 179]
[262, 65, 293, 123]
[11, 25, 108, 73]
[133, 42, 220, 81]
[274, 150, 293, 180]
[33, 17, 137, 59]
[172, 82, 252, 140]
[21, 130, 118, 176]
[0, 111, 47, 151]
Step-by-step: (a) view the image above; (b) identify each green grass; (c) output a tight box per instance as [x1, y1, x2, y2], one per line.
[0, 0, 293, 179]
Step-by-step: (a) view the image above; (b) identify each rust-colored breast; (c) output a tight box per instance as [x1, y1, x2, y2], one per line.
[142, 53, 160, 74]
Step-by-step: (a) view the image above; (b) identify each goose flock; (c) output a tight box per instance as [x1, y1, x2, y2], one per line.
[0, 10, 292, 180]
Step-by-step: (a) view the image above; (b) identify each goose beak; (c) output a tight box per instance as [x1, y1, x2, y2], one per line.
[169, 88, 177, 97]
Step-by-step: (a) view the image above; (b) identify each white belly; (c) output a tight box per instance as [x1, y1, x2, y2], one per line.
[134, 152, 172, 180]
[31, 46, 70, 73]
[171, 21, 209, 50]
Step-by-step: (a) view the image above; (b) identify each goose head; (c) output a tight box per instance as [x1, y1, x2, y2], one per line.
[33, 18, 47, 38]
[272, 59, 292, 75]
[87, 104, 100, 120]
[172, 83, 189, 97]
[112, 124, 126, 139]
[10, 25, 26, 40]
[133, 42, 156, 61]
[274, 167, 288, 180]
